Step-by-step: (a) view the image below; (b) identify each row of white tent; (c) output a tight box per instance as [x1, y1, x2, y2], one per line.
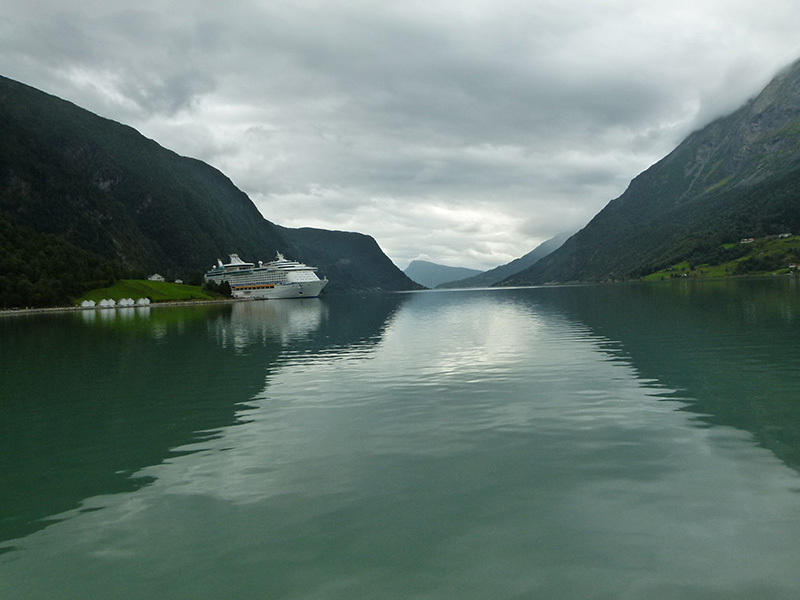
[80, 298, 152, 308]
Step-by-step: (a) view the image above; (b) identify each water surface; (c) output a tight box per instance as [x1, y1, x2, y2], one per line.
[2, 280, 800, 598]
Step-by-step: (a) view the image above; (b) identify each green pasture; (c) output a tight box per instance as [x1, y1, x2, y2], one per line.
[643, 235, 800, 280]
[75, 280, 216, 304]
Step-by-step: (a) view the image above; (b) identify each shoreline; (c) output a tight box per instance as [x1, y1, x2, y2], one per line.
[2, 273, 790, 317]
[0, 297, 245, 318]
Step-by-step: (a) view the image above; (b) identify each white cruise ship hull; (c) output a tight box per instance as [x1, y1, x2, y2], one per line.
[205, 252, 328, 300]
[232, 279, 327, 300]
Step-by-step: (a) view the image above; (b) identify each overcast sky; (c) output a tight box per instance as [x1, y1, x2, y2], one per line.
[3, 1, 800, 269]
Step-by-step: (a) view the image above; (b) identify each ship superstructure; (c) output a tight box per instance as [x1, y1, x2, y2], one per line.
[204, 253, 327, 299]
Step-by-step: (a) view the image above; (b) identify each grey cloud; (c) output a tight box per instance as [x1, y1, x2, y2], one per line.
[2, 0, 800, 269]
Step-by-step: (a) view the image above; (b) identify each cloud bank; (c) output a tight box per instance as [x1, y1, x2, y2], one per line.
[3, 0, 800, 269]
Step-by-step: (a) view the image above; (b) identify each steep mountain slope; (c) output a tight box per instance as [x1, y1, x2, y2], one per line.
[0, 75, 417, 307]
[277, 226, 421, 293]
[403, 260, 483, 288]
[505, 58, 800, 285]
[0, 76, 280, 275]
[438, 231, 572, 288]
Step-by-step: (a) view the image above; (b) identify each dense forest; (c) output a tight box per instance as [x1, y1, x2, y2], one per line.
[0, 214, 124, 308]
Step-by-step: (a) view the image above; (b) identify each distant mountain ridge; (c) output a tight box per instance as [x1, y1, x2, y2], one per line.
[437, 231, 572, 288]
[404, 260, 483, 288]
[0, 75, 419, 307]
[505, 58, 800, 285]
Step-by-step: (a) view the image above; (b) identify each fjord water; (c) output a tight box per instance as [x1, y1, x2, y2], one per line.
[2, 280, 800, 599]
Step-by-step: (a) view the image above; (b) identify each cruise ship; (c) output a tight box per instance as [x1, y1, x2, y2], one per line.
[204, 253, 328, 299]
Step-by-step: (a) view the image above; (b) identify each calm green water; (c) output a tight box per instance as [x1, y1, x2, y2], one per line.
[2, 279, 800, 598]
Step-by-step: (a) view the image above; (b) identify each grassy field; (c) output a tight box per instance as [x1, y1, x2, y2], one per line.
[75, 279, 217, 304]
[643, 260, 735, 280]
[644, 235, 800, 280]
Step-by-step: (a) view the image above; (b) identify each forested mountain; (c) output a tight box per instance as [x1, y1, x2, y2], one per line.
[0, 75, 418, 307]
[276, 226, 421, 293]
[403, 260, 483, 288]
[505, 58, 800, 285]
[438, 231, 572, 288]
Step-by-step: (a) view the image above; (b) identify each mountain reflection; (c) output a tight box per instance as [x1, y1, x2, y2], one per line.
[521, 278, 800, 473]
[0, 294, 406, 548]
[7, 280, 796, 556]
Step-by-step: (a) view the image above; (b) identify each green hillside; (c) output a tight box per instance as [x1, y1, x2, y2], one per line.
[0, 75, 418, 308]
[505, 58, 800, 286]
[0, 76, 282, 275]
[276, 226, 424, 293]
[643, 235, 800, 279]
[0, 213, 123, 308]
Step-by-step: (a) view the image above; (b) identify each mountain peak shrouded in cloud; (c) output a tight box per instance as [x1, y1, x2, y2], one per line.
[2, 1, 800, 269]
[503, 57, 800, 285]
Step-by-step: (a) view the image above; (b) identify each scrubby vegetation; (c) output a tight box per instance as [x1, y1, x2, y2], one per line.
[643, 235, 800, 280]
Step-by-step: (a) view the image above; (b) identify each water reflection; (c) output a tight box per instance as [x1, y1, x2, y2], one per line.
[212, 299, 325, 352]
[0, 296, 406, 547]
[80, 305, 152, 323]
[3, 286, 800, 598]
[521, 278, 800, 472]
